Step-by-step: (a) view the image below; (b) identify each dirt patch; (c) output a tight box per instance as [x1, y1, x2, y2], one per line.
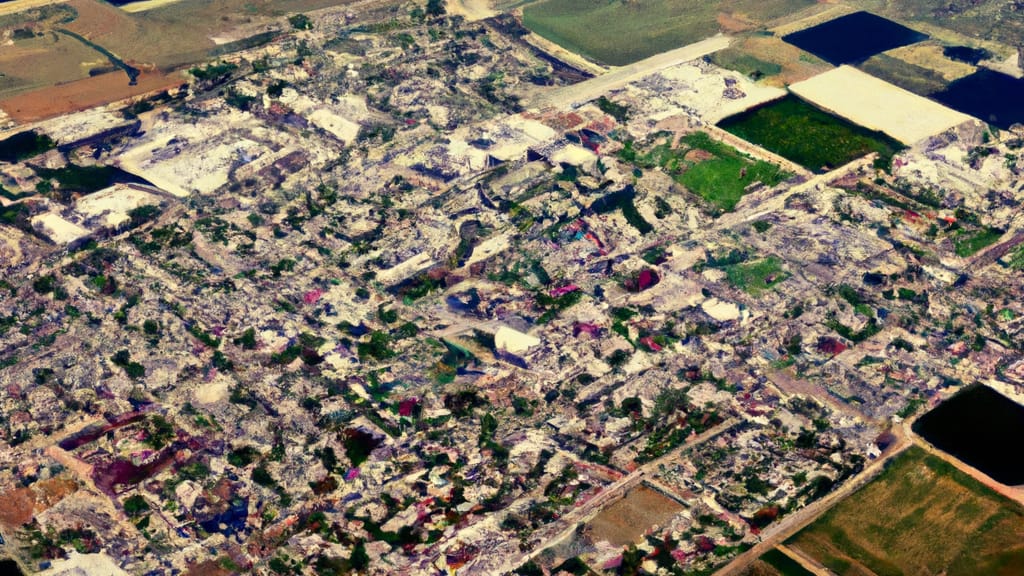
[34, 477, 79, 511]
[0, 69, 184, 123]
[717, 12, 754, 33]
[0, 487, 36, 526]
[586, 485, 683, 547]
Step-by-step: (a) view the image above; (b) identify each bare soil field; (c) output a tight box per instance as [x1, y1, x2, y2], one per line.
[0, 31, 101, 98]
[586, 485, 683, 547]
[0, 68, 184, 122]
[789, 65, 971, 144]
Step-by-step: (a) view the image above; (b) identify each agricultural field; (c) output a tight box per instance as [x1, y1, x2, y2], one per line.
[846, 0, 1019, 43]
[858, 53, 950, 96]
[718, 95, 903, 172]
[618, 131, 789, 213]
[786, 446, 1024, 576]
[521, 0, 814, 65]
[708, 47, 782, 81]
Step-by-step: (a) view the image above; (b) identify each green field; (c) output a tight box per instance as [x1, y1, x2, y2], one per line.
[953, 227, 1003, 257]
[620, 131, 788, 213]
[522, 0, 814, 66]
[718, 95, 904, 172]
[723, 257, 788, 296]
[787, 446, 1024, 576]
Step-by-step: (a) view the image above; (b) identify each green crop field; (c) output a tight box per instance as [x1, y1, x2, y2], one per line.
[787, 446, 1024, 576]
[718, 95, 903, 172]
[522, 0, 814, 66]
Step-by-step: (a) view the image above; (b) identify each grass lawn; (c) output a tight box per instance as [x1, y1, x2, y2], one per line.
[680, 156, 786, 211]
[953, 227, 1002, 257]
[620, 131, 789, 213]
[786, 446, 1024, 576]
[718, 95, 903, 172]
[522, 0, 814, 66]
[723, 257, 788, 296]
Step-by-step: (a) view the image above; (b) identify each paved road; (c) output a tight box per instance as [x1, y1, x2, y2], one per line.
[526, 35, 733, 110]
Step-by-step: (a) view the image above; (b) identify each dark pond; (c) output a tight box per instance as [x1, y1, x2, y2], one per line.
[0, 559, 25, 576]
[783, 11, 927, 65]
[943, 45, 992, 65]
[931, 69, 1024, 130]
[913, 384, 1024, 485]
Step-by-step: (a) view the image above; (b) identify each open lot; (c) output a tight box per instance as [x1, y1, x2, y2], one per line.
[585, 485, 683, 547]
[786, 446, 1024, 576]
[789, 66, 972, 144]
[522, 0, 813, 66]
[718, 95, 903, 172]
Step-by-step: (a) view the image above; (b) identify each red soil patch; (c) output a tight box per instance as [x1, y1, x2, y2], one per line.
[0, 69, 184, 123]
[0, 487, 35, 526]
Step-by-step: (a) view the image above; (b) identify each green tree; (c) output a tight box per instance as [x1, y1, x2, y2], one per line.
[426, 0, 445, 17]
[349, 540, 369, 571]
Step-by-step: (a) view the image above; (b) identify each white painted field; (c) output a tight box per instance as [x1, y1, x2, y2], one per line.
[790, 65, 973, 144]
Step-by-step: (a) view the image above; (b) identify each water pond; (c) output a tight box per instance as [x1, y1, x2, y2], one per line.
[783, 11, 927, 65]
[931, 69, 1024, 130]
[913, 384, 1024, 485]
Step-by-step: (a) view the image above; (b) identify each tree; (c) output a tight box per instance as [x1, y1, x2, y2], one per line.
[349, 540, 369, 571]
[426, 0, 445, 17]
